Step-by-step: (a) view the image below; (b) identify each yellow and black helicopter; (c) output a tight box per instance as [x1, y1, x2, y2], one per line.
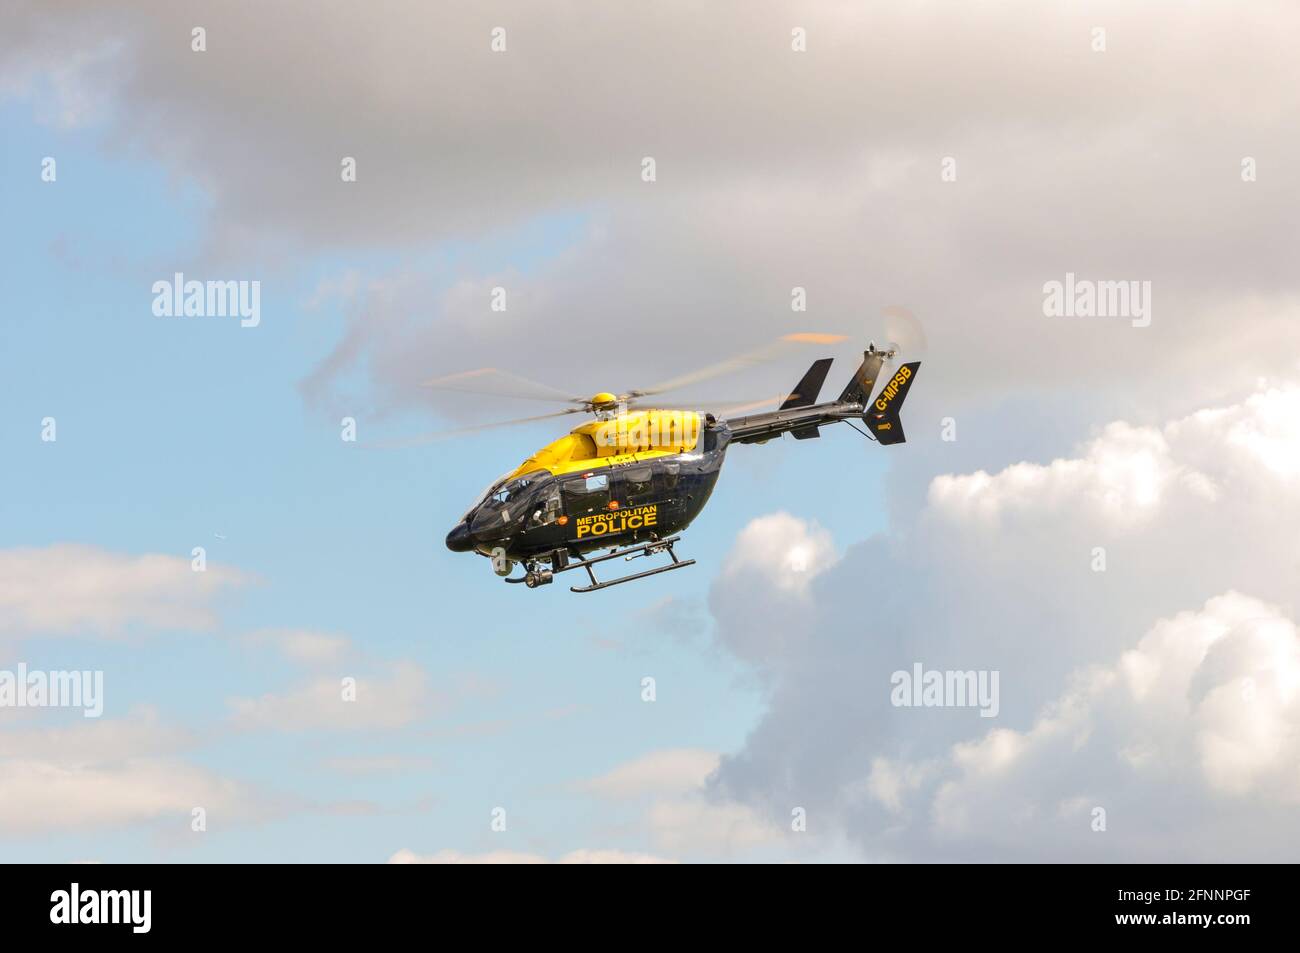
[437, 337, 920, 592]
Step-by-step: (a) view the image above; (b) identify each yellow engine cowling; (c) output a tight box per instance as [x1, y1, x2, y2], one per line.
[581, 410, 701, 456]
[507, 410, 701, 480]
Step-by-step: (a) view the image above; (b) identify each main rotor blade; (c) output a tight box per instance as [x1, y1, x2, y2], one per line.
[709, 396, 799, 417]
[623, 332, 846, 399]
[366, 407, 587, 448]
[420, 367, 585, 404]
[628, 397, 788, 412]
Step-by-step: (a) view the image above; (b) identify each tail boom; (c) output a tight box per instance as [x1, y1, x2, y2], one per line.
[724, 400, 866, 444]
[724, 351, 920, 447]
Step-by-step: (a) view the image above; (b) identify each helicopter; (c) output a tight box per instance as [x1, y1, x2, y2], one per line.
[436, 336, 921, 592]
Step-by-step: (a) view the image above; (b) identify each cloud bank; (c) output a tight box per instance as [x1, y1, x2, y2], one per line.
[708, 385, 1300, 860]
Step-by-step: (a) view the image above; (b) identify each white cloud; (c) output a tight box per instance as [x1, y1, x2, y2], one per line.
[578, 748, 720, 799]
[708, 384, 1300, 861]
[0, 708, 269, 836]
[1169, 385, 1300, 481]
[921, 593, 1300, 851]
[927, 388, 1300, 526]
[0, 706, 190, 761]
[929, 422, 1184, 526]
[242, 628, 352, 667]
[226, 661, 431, 732]
[577, 748, 788, 859]
[645, 798, 785, 857]
[859, 757, 935, 815]
[720, 513, 839, 592]
[709, 513, 839, 666]
[0, 758, 260, 836]
[0, 545, 250, 638]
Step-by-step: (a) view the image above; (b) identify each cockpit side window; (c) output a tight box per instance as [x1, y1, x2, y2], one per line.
[531, 483, 562, 526]
[620, 465, 655, 504]
[657, 462, 680, 493]
[485, 472, 543, 508]
[563, 471, 611, 516]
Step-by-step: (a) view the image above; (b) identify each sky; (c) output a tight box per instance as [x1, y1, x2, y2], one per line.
[2, 1, 1300, 863]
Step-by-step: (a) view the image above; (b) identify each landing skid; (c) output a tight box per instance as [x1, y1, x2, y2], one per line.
[504, 536, 696, 592]
[569, 536, 696, 592]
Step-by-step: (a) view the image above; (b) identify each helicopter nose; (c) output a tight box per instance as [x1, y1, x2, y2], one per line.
[445, 521, 474, 553]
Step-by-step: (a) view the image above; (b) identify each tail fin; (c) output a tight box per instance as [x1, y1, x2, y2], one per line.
[863, 361, 920, 446]
[780, 358, 833, 410]
[837, 350, 888, 406]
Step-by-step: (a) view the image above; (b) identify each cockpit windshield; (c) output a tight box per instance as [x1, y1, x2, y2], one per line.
[462, 471, 512, 521]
